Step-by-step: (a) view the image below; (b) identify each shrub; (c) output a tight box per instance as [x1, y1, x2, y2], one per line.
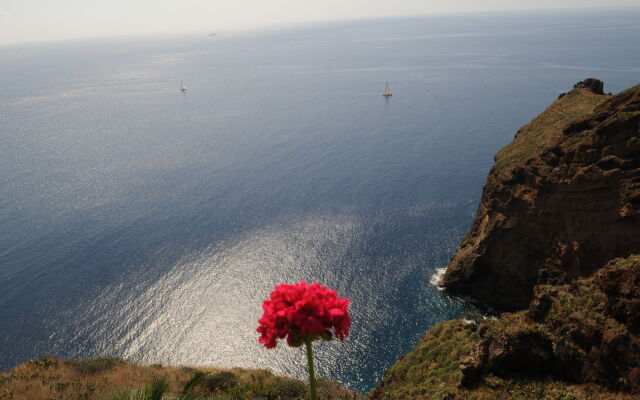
[65, 358, 123, 375]
[105, 376, 168, 400]
[204, 371, 239, 392]
[270, 378, 308, 400]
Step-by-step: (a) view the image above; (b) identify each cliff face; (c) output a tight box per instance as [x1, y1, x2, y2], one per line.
[443, 80, 640, 310]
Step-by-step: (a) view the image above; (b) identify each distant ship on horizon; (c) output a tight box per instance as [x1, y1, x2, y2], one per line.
[383, 82, 392, 97]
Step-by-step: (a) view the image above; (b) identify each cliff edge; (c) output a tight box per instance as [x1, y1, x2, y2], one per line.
[372, 80, 640, 400]
[0, 358, 362, 400]
[443, 79, 640, 310]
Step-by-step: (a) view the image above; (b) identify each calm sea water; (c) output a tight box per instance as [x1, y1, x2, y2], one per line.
[1, 8, 639, 392]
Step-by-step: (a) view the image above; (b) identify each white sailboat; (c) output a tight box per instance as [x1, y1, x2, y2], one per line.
[383, 82, 392, 97]
[180, 80, 187, 92]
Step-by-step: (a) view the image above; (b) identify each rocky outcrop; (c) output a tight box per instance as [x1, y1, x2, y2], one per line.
[460, 255, 640, 394]
[574, 77, 605, 94]
[443, 79, 640, 310]
[594, 255, 640, 335]
[372, 256, 640, 399]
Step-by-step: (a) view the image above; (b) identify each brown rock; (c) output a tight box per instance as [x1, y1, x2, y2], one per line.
[594, 255, 640, 334]
[528, 286, 553, 321]
[459, 258, 640, 393]
[443, 80, 640, 310]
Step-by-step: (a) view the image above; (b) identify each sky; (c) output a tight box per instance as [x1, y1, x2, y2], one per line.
[1, 0, 640, 45]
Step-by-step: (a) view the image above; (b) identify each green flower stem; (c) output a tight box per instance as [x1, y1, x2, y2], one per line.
[305, 339, 318, 400]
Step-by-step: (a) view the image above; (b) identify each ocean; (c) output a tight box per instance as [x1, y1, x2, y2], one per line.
[1, 8, 639, 392]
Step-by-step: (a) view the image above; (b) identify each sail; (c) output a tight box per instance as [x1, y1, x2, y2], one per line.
[383, 83, 390, 96]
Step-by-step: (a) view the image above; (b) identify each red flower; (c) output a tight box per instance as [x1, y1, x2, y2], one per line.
[257, 281, 351, 349]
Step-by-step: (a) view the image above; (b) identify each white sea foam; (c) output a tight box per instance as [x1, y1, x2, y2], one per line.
[429, 267, 447, 290]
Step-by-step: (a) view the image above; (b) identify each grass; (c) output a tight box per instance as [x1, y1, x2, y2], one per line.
[459, 375, 634, 400]
[493, 88, 609, 173]
[608, 254, 640, 269]
[0, 358, 363, 400]
[370, 320, 479, 400]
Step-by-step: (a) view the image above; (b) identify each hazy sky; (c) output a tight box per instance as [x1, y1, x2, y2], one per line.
[1, 0, 639, 45]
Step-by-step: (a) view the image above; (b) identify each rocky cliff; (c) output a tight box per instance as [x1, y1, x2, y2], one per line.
[372, 80, 640, 400]
[443, 79, 640, 310]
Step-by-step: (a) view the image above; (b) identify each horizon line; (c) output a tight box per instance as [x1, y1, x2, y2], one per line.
[2, 5, 639, 48]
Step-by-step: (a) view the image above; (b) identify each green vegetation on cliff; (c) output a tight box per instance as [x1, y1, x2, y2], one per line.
[0, 358, 362, 400]
[494, 80, 609, 173]
[369, 320, 478, 399]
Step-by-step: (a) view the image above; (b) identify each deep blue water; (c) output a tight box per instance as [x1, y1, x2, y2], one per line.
[1, 8, 639, 392]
